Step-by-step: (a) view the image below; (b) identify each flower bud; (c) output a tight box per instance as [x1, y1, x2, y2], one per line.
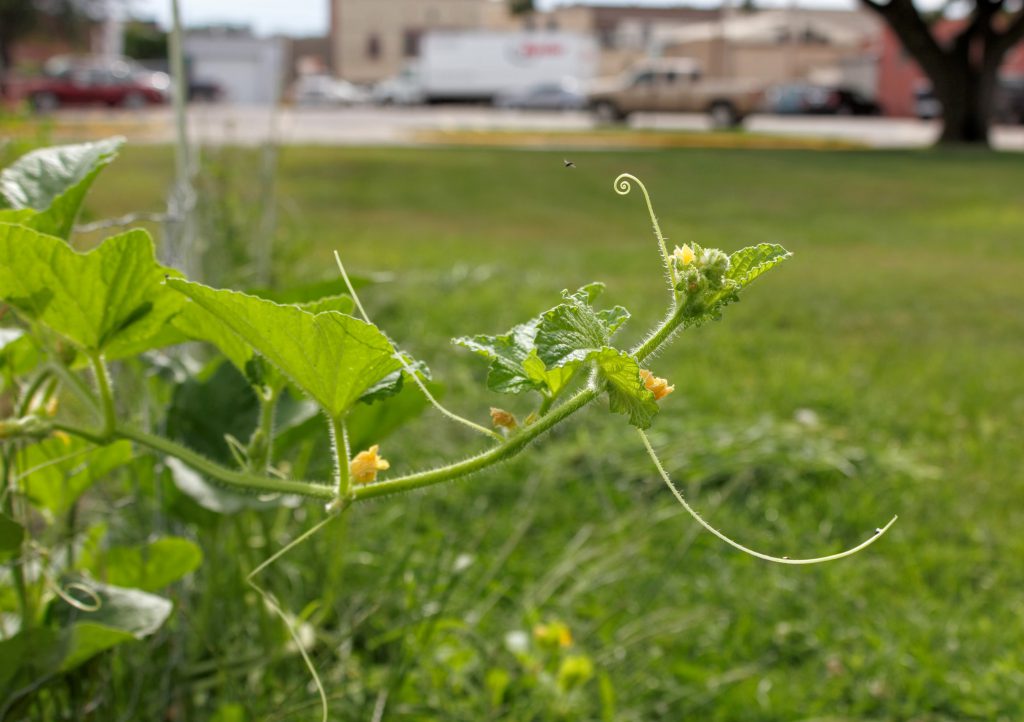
[489, 407, 518, 432]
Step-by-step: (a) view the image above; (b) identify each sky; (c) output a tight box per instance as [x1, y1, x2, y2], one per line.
[128, 0, 868, 37]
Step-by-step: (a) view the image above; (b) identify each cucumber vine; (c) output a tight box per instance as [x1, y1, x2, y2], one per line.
[0, 139, 896, 719]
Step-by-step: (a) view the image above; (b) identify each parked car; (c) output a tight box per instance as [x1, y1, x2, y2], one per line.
[587, 58, 765, 128]
[372, 66, 426, 105]
[292, 74, 369, 106]
[22, 56, 169, 112]
[765, 83, 880, 116]
[494, 79, 586, 110]
[188, 78, 223, 103]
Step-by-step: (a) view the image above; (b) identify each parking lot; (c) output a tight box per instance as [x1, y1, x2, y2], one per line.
[27, 104, 1024, 150]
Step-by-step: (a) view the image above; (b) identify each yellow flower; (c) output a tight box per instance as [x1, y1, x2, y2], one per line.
[349, 444, 390, 484]
[640, 369, 674, 401]
[534, 621, 573, 649]
[673, 244, 696, 266]
[489, 407, 518, 432]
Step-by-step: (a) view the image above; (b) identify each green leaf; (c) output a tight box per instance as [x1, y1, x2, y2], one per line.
[595, 347, 659, 429]
[522, 351, 577, 398]
[453, 318, 543, 394]
[0, 512, 24, 559]
[358, 356, 429, 404]
[534, 287, 629, 367]
[0, 137, 124, 238]
[21, 437, 134, 516]
[52, 581, 173, 639]
[58, 623, 136, 673]
[0, 224, 184, 354]
[86, 537, 203, 592]
[453, 283, 629, 397]
[167, 280, 402, 418]
[726, 243, 792, 288]
[166, 359, 259, 464]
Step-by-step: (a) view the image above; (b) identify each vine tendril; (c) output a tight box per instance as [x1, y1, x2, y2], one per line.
[614, 173, 677, 295]
[638, 428, 897, 565]
[332, 250, 503, 443]
[247, 512, 341, 722]
[48, 578, 102, 612]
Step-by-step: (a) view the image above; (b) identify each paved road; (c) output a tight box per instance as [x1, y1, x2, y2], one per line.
[40, 104, 1024, 150]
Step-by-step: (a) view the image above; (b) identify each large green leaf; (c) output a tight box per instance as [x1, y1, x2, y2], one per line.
[167, 280, 401, 418]
[21, 437, 134, 516]
[172, 292, 354, 393]
[0, 137, 123, 238]
[86, 537, 202, 592]
[595, 347, 659, 429]
[0, 224, 184, 355]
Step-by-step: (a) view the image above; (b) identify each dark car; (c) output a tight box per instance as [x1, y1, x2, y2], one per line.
[766, 83, 880, 116]
[22, 56, 170, 112]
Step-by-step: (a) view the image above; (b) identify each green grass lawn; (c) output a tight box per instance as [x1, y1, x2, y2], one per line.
[59, 145, 1024, 719]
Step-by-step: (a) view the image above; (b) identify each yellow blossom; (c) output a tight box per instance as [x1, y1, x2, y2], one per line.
[640, 369, 674, 401]
[534, 621, 573, 649]
[489, 407, 518, 432]
[673, 244, 696, 266]
[349, 444, 390, 484]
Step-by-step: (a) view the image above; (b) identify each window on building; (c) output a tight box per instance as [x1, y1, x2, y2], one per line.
[367, 34, 382, 61]
[403, 29, 421, 58]
[546, 18, 559, 31]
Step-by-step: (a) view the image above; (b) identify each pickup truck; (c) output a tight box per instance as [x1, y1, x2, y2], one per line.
[588, 59, 765, 127]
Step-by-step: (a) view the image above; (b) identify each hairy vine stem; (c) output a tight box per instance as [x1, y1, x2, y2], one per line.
[614, 173, 677, 300]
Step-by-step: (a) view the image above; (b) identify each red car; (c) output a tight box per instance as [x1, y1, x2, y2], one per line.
[21, 56, 170, 112]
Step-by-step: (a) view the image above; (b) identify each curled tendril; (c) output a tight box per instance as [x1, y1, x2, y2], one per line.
[49, 578, 102, 612]
[613, 173, 676, 293]
[639, 429, 897, 565]
[332, 250, 503, 443]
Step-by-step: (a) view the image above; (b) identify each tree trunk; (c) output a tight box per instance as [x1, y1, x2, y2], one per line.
[934, 62, 995, 145]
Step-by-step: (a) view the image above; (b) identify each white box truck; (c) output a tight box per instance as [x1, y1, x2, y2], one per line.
[373, 31, 597, 104]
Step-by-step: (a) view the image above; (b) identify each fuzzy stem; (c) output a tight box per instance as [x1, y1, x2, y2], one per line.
[329, 415, 350, 499]
[248, 387, 279, 473]
[15, 370, 52, 417]
[113, 425, 334, 500]
[89, 353, 116, 440]
[353, 386, 599, 502]
[632, 309, 685, 363]
[614, 173, 677, 300]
